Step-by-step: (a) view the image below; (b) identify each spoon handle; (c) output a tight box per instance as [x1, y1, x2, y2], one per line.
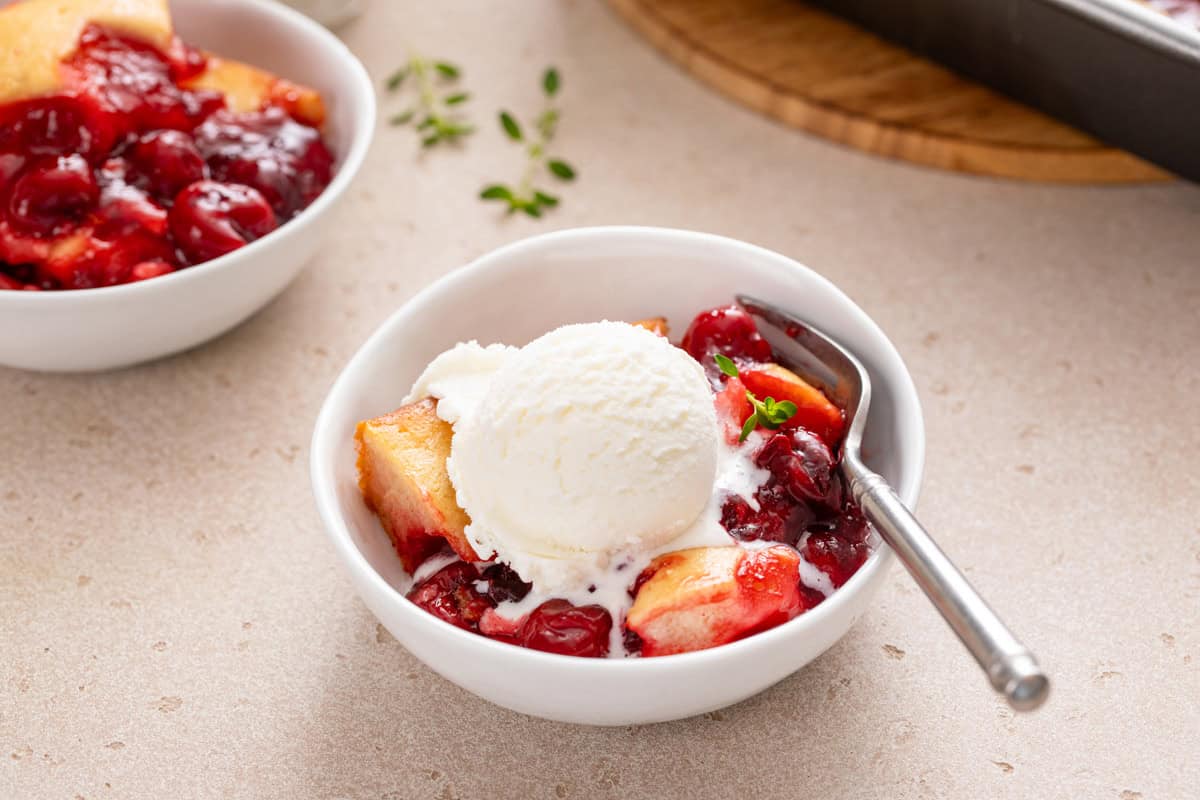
[842, 456, 1049, 711]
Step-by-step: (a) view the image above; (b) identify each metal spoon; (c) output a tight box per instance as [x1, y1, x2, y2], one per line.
[739, 295, 1050, 712]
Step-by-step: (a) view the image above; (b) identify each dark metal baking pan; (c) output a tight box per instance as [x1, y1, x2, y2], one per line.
[806, 0, 1200, 182]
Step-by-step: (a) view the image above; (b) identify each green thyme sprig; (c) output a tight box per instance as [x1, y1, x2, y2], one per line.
[714, 354, 798, 442]
[480, 67, 577, 217]
[383, 57, 474, 147]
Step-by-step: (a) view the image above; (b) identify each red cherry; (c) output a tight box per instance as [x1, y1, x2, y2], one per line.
[802, 529, 868, 588]
[517, 600, 612, 658]
[126, 130, 207, 201]
[829, 504, 871, 545]
[7, 155, 99, 236]
[755, 429, 840, 513]
[681, 304, 773, 366]
[168, 180, 277, 264]
[406, 561, 494, 631]
[0, 95, 117, 159]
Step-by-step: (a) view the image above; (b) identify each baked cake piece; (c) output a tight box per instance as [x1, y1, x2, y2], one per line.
[355, 399, 479, 572]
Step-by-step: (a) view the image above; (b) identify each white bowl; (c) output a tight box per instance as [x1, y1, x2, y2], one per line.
[0, 0, 375, 372]
[310, 227, 925, 725]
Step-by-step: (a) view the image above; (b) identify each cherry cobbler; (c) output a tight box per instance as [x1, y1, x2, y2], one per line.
[356, 304, 875, 658]
[0, 0, 333, 291]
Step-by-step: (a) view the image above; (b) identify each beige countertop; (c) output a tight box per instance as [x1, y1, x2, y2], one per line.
[4, 2, 1199, 798]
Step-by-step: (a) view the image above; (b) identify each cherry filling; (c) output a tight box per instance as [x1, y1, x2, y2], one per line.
[406, 562, 492, 631]
[169, 180, 277, 264]
[407, 564, 612, 658]
[401, 304, 872, 657]
[702, 304, 870, 600]
[0, 24, 333, 290]
[516, 600, 612, 658]
[718, 430, 843, 550]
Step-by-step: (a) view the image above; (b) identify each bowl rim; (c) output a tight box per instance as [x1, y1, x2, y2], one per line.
[310, 225, 926, 672]
[0, 0, 376, 305]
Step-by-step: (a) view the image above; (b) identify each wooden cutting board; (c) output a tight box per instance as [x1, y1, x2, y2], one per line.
[607, 0, 1171, 182]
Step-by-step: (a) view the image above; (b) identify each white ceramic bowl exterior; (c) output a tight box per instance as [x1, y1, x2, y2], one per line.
[311, 227, 925, 725]
[0, 0, 375, 372]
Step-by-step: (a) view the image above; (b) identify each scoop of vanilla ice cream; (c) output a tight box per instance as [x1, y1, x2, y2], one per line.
[444, 322, 718, 591]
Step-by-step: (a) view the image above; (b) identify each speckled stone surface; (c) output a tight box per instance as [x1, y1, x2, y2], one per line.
[3, 2, 1199, 798]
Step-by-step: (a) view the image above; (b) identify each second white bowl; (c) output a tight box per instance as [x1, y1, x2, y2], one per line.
[311, 226, 925, 725]
[0, 0, 375, 372]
